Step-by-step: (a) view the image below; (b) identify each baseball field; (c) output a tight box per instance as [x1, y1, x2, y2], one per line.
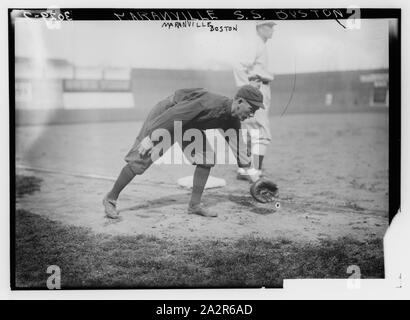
[14, 111, 388, 288]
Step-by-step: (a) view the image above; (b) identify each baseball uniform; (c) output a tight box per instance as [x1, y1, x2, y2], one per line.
[233, 31, 274, 157]
[124, 88, 252, 174]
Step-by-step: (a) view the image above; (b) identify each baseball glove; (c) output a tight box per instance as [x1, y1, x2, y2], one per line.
[250, 178, 279, 203]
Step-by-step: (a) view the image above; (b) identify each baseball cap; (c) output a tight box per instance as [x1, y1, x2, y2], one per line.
[235, 85, 265, 111]
[256, 21, 277, 27]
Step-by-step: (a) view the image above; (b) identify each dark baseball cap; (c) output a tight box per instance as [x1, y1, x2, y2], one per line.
[235, 85, 265, 111]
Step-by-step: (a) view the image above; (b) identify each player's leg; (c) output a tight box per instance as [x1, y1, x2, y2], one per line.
[188, 164, 217, 217]
[251, 137, 269, 171]
[106, 164, 137, 201]
[248, 84, 271, 175]
[237, 119, 264, 181]
[181, 131, 217, 217]
[103, 149, 154, 219]
[103, 131, 171, 218]
[106, 159, 152, 202]
[103, 96, 175, 218]
[254, 84, 272, 173]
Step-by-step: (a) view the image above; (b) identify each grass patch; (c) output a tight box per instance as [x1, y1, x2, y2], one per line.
[14, 175, 384, 289]
[15, 175, 42, 198]
[15, 210, 384, 289]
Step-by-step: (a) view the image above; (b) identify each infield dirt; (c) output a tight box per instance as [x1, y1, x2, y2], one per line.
[15, 112, 389, 243]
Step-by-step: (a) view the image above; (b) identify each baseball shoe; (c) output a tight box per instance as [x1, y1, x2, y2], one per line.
[188, 204, 217, 217]
[236, 168, 262, 182]
[103, 195, 119, 219]
[236, 167, 251, 181]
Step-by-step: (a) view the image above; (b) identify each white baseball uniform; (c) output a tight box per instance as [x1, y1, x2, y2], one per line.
[233, 34, 274, 156]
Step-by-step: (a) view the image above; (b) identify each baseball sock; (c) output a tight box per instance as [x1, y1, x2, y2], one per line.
[257, 155, 264, 170]
[253, 155, 264, 170]
[107, 164, 136, 200]
[189, 165, 211, 207]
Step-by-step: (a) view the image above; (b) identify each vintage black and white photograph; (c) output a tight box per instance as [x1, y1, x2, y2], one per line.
[10, 8, 399, 289]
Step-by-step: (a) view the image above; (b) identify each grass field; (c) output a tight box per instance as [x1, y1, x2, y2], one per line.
[14, 112, 389, 288]
[15, 175, 384, 289]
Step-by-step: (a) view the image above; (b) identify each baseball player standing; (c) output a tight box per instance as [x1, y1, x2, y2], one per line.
[233, 21, 276, 181]
[103, 85, 264, 219]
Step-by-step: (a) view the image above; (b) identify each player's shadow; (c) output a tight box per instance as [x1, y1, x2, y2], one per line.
[118, 192, 274, 215]
[227, 195, 275, 215]
[117, 193, 191, 213]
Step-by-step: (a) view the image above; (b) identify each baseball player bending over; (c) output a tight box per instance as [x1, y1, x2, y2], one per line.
[103, 85, 264, 219]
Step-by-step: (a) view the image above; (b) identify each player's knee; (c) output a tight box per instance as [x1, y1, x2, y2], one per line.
[196, 163, 214, 169]
[126, 162, 147, 175]
[190, 151, 215, 169]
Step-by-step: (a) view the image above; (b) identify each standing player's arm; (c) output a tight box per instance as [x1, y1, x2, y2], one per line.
[233, 62, 250, 87]
[232, 45, 257, 87]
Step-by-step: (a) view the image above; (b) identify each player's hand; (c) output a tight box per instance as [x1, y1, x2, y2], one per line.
[137, 136, 154, 156]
